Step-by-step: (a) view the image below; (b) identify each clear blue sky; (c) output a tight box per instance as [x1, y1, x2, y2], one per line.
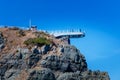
[0, 0, 120, 80]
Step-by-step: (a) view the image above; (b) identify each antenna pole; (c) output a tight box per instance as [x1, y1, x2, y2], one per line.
[29, 19, 31, 29]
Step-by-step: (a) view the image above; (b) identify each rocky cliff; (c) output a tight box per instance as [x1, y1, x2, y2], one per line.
[0, 27, 110, 80]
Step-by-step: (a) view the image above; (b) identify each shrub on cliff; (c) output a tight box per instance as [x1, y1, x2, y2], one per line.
[24, 37, 51, 46]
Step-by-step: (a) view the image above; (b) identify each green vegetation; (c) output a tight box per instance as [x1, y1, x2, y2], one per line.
[24, 37, 52, 46]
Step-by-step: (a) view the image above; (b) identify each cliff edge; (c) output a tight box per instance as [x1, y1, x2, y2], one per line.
[0, 27, 110, 80]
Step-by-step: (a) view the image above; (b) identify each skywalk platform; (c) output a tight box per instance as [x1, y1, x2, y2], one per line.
[49, 30, 85, 38]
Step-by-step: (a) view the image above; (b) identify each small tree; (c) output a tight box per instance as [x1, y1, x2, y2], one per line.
[24, 37, 52, 47]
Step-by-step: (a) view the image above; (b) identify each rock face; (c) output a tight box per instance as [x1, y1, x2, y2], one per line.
[27, 68, 56, 80]
[0, 32, 5, 51]
[0, 44, 110, 80]
[41, 45, 87, 72]
[0, 29, 110, 80]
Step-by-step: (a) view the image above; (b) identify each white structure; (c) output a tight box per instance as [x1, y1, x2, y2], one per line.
[30, 25, 37, 32]
[49, 29, 85, 38]
[29, 19, 37, 32]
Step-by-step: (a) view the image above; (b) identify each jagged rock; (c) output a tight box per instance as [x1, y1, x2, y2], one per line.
[62, 45, 87, 72]
[16, 48, 41, 69]
[80, 70, 110, 80]
[27, 68, 56, 80]
[58, 45, 64, 53]
[2, 53, 14, 60]
[57, 70, 110, 80]
[57, 72, 80, 80]
[16, 48, 30, 60]
[0, 43, 109, 80]
[33, 48, 39, 54]
[62, 45, 81, 62]
[4, 69, 21, 80]
[6, 60, 19, 69]
[60, 62, 70, 72]
[41, 55, 61, 70]
[0, 43, 5, 50]
[31, 46, 40, 54]
[15, 52, 22, 59]
[18, 48, 29, 54]
[0, 53, 27, 80]
[0, 32, 5, 51]
[41, 45, 87, 72]
[0, 64, 8, 79]
[0, 29, 110, 80]
[27, 53, 41, 68]
[41, 45, 50, 54]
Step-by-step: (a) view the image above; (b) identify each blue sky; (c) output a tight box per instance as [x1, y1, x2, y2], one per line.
[0, 0, 120, 80]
